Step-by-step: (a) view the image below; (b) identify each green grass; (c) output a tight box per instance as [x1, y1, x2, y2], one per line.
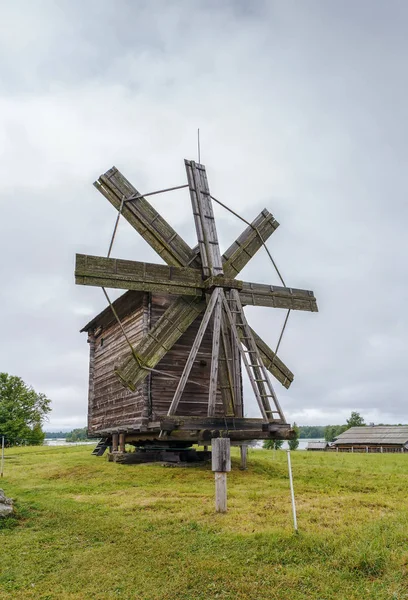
[1, 446, 408, 600]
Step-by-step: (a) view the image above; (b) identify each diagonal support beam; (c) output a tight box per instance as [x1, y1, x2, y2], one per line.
[208, 289, 223, 417]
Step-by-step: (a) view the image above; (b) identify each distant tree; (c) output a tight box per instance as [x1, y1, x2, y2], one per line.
[288, 422, 300, 450]
[298, 425, 326, 439]
[347, 411, 365, 428]
[65, 427, 89, 442]
[324, 424, 348, 442]
[0, 373, 51, 445]
[263, 439, 284, 450]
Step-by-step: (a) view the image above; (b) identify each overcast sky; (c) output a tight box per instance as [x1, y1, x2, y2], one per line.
[1, 0, 407, 430]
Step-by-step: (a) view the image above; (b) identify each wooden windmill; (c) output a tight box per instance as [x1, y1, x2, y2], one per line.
[75, 159, 318, 463]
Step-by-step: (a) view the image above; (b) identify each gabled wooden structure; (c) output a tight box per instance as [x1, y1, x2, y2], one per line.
[76, 159, 318, 460]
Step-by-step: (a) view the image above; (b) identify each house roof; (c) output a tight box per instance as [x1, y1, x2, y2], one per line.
[80, 291, 143, 333]
[306, 441, 328, 450]
[333, 426, 408, 446]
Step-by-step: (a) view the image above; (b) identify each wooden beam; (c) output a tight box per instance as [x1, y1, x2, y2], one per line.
[240, 282, 318, 312]
[185, 160, 224, 278]
[227, 291, 243, 417]
[222, 209, 279, 277]
[208, 290, 222, 417]
[75, 254, 204, 297]
[158, 416, 285, 431]
[76, 253, 317, 313]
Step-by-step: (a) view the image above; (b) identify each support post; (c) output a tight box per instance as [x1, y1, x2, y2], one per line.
[240, 444, 248, 470]
[211, 438, 231, 513]
[1, 436, 4, 478]
[112, 433, 119, 453]
[119, 433, 126, 453]
[287, 450, 298, 533]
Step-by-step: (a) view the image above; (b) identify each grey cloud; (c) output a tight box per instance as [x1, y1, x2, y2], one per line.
[0, 0, 407, 428]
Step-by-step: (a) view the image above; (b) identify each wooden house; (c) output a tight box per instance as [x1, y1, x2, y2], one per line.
[332, 426, 408, 453]
[306, 441, 329, 451]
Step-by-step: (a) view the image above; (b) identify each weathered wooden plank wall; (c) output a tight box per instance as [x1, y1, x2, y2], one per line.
[88, 294, 147, 434]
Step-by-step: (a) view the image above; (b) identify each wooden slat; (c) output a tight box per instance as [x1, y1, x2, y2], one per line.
[208, 290, 222, 417]
[227, 291, 243, 417]
[185, 160, 223, 278]
[240, 282, 318, 312]
[75, 254, 204, 297]
[222, 209, 279, 277]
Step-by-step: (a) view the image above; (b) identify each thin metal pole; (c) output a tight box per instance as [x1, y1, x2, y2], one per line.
[107, 194, 125, 258]
[287, 450, 298, 533]
[197, 128, 201, 163]
[125, 184, 189, 203]
[1, 436, 4, 478]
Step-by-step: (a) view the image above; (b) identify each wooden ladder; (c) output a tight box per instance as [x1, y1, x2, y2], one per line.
[223, 289, 286, 423]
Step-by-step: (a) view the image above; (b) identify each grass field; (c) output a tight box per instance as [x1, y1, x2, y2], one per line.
[0, 445, 407, 600]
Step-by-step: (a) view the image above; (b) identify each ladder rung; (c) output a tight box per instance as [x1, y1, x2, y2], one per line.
[255, 379, 267, 382]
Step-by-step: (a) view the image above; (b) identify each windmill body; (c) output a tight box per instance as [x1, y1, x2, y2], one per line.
[76, 160, 318, 462]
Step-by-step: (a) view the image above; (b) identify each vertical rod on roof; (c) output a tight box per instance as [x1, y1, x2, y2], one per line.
[287, 450, 298, 533]
[1, 436, 4, 478]
[197, 128, 201, 163]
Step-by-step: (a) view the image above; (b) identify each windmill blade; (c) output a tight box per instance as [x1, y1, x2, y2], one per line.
[115, 209, 283, 391]
[248, 328, 294, 388]
[94, 167, 201, 269]
[76, 253, 318, 313]
[222, 209, 279, 277]
[239, 282, 318, 312]
[185, 160, 224, 278]
[75, 254, 203, 297]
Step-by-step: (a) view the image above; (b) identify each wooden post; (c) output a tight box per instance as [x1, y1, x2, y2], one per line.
[119, 433, 126, 453]
[240, 444, 248, 470]
[211, 438, 231, 513]
[287, 450, 298, 533]
[1, 436, 4, 478]
[112, 433, 119, 453]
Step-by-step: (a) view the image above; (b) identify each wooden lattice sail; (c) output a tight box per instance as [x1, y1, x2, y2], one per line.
[76, 159, 318, 458]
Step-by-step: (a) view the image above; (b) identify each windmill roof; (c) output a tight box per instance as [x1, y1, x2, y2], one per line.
[306, 441, 329, 449]
[333, 426, 408, 445]
[80, 291, 142, 333]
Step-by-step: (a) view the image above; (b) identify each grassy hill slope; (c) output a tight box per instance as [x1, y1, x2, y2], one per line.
[1, 445, 408, 599]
